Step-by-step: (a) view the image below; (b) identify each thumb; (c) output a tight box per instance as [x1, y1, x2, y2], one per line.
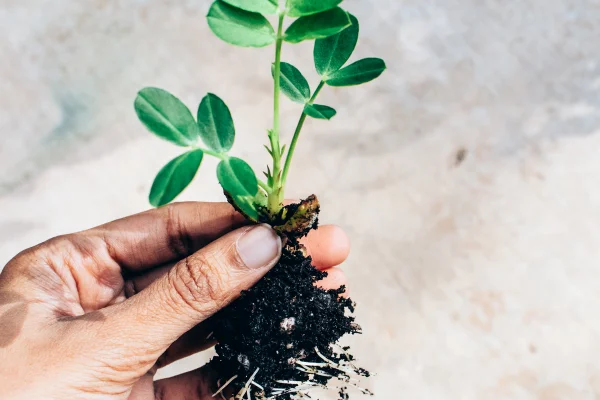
[110, 224, 281, 353]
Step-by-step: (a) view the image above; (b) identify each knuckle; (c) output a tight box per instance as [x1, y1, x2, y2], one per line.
[42, 234, 76, 255]
[41, 234, 91, 267]
[7, 233, 78, 270]
[164, 204, 195, 258]
[170, 254, 226, 313]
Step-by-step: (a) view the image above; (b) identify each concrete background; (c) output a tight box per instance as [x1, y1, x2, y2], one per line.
[2, 0, 600, 398]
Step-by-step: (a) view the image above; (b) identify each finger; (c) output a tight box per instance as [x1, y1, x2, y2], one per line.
[156, 323, 217, 369]
[123, 224, 350, 295]
[153, 365, 215, 400]
[316, 267, 347, 291]
[106, 224, 281, 355]
[301, 225, 350, 270]
[85, 202, 247, 271]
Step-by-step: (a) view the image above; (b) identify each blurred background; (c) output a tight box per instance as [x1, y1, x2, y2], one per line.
[2, 0, 600, 398]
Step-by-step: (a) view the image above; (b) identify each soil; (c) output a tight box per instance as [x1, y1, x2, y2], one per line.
[208, 199, 369, 399]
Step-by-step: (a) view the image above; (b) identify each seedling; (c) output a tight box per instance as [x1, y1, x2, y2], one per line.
[134, 0, 385, 399]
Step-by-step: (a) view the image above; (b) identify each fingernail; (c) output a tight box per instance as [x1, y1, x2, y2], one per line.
[237, 224, 282, 269]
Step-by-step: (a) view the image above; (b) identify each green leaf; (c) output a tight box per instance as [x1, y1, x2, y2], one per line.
[229, 194, 259, 220]
[314, 14, 358, 76]
[304, 103, 337, 120]
[149, 149, 204, 207]
[286, 0, 342, 17]
[197, 93, 235, 153]
[222, 0, 277, 14]
[324, 58, 386, 86]
[134, 87, 199, 147]
[273, 62, 310, 103]
[207, 0, 276, 48]
[254, 189, 268, 206]
[217, 157, 258, 198]
[218, 157, 259, 220]
[284, 8, 351, 44]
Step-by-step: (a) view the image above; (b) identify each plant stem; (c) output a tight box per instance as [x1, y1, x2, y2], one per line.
[267, 13, 286, 214]
[258, 179, 271, 194]
[192, 146, 226, 160]
[280, 80, 325, 192]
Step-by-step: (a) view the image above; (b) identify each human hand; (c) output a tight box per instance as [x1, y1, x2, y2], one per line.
[0, 202, 350, 400]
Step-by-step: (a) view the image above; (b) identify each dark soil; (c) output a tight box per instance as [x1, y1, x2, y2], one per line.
[208, 213, 369, 399]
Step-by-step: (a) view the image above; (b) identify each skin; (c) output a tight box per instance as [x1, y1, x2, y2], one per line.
[0, 202, 350, 400]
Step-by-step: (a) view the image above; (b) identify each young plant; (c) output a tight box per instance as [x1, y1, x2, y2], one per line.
[134, 1, 385, 399]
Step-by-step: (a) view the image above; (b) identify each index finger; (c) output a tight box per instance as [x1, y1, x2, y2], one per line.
[85, 202, 246, 271]
[83, 202, 351, 273]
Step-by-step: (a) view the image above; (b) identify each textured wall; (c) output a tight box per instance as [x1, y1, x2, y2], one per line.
[2, 0, 600, 399]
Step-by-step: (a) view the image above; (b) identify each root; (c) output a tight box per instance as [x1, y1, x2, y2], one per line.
[213, 375, 237, 398]
[235, 368, 260, 399]
[266, 381, 323, 399]
[214, 345, 370, 400]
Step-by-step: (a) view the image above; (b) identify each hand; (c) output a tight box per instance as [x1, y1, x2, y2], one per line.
[0, 202, 350, 400]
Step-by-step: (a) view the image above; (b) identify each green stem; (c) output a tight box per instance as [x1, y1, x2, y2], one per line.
[267, 13, 286, 214]
[192, 146, 226, 160]
[258, 179, 271, 194]
[280, 80, 325, 191]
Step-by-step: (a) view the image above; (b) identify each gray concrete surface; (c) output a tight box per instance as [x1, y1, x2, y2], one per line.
[3, 0, 600, 398]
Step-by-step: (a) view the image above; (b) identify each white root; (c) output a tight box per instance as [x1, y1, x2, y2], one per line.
[266, 384, 315, 399]
[314, 347, 336, 366]
[314, 346, 361, 376]
[295, 365, 312, 373]
[346, 381, 372, 395]
[295, 366, 333, 378]
[296, 360, 328, 368]
[332, 343, 359, 370]
[213, 375, 238, 398]
[235, 368, 260, 399]
[247, 347, 368, 399]
[268, 382, 321, 400]
[206, 331, 214, 340]
[274, 380, 307, 385]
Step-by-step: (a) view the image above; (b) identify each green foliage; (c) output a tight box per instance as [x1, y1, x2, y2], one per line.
[197, 93, 235, 153]
[222, 0, 277, 14]
[134, 87, 199, 146]
[136, 2, 386, 216]
[275, 62, 310, 103]
[217, 157, 258, 197]
[207, 1, 276, 47]
[325, 58, 387, 86]
[284, 8, 351, 44]
[149, 150, 204, 207]
[217, 157, 259, 218]
[314, 14, 359, 76]
[286, 0, 343, 17]
[304, 104, 336, 120]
